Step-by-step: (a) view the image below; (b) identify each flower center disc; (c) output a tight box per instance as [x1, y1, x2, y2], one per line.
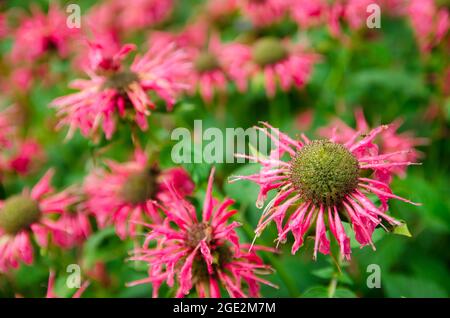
[252, 37, 288, 67]
[105, 71, 139, 92]
[194, 52, 220, 73]
[0, 195, 41, 234]
[289, 140, 360, 207]
[186, 222, 213, 248]
[120, 170, 156, 205]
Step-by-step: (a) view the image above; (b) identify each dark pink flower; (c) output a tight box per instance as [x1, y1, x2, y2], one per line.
[86, 0, 173, 37]
[291, 0, 330, 29]
[238, 0, 289, 27]
[228, 37, 318, 97]
[0, 170, 79, 272]
[128, 168, 275, 297]
[407, 0, 449, 52]
[10, 4, 79, 63]
[46, 271, 89, 298]
[84, 149, 194, 239]
[230, 123, 420, 260]
[7, 139, 45, 176]
[52, 40, 191, 139]
[116, 0, 173, 31]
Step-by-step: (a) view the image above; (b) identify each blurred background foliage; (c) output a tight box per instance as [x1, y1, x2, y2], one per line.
[0, 0, 449, 298]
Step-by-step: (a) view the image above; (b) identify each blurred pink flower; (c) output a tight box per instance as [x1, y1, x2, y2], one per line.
[46, 271, 89, 298]
[0, 170, 79, 272]
[86, 0, 172, 37]
[318, 109, 428, 181]
[291, 0, 330, 29]
[84, 149, 194, 239]
[228, 37, 318, 97]
[52, 41, 191, 139]
[128, 168, 276, 297]
[230, 123, 420, 259]
[6, 139, 45, 176]
[407, 0, 449, 52]
[10, 4, 80, 63]
[238, 0, 289, 27]
[116, 0, 173, 31]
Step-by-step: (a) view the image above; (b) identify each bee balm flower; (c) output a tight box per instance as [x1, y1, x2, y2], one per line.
[52, 41, 191, 139]
[228, 37, 318, 97]
[128, 168, 275, 298]
[84, 149, 194, 239]
[230, 123, 420, 259]
[0, 170, 78, 272]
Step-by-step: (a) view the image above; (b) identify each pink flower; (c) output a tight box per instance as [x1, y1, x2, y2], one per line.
[52, 40, 191, 139]
[187, 35, 245, 102]
[46, 271, 89, 298]
[238, 0, 289, 27]
[128, 168, 276, 297]
[318, 109, 428, 181]
[10, 4, 79, 63]
[6, 139, 45, 176]
[291, 0, 330, 29]
[0, 170, 79, 272]
[407, 0, 449, 52]
[230, 123, 420, 260]
[84, 149, 194, 239]
[85, 0, 173, 37]
[228, 37, 318, 97]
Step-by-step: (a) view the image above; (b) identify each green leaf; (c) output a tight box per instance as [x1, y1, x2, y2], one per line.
[392, 222, 412, 237]
[384, 274, 448, 298]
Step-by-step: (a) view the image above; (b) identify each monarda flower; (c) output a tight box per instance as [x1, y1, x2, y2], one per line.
[318, 109, 428, 181]
[0, 170, 78, 272]
[231, 37, 318, 97]
[128, 168, 275, 297]
[230, 123, 420, 260]
[10, 3, 79, 64]
[407, 0, 449, 53]
[238, 0, 289, 27]
[291, 0, 330, 29]
[52, 40, 191, 139]
[188, 35, 251, 102]
[84, 149, 194, 239]
[5, 139, 45, 176]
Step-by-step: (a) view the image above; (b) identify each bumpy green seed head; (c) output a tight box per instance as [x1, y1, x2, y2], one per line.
[0, 195, 41, 234]
[120, 170, 157, 205]
[194, 52, 220, 73]
[104, 71, 139, 93]
[289, 140, 360, 207]
[252, 37, 288, 67]
[186, 222, 213, 248]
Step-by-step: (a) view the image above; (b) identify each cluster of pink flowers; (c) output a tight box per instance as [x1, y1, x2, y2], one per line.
[129, 168, 276, 297]
[0, 170, 79, 271]
[0, 0, 436, 299]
